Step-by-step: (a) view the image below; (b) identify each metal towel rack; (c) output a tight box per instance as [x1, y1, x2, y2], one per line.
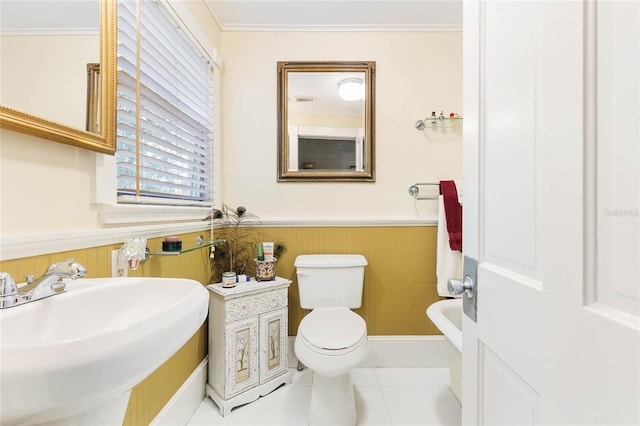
[408, 182, 439, 200]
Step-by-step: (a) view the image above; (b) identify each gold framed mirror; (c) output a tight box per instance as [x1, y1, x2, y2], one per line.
[277, 61, 376, 182]
[0, 0, 116, 154]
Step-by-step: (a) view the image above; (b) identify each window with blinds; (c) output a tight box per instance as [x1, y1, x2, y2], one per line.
[116, 0, 213, 206]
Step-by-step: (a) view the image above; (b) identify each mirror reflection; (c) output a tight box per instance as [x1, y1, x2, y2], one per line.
[278, 61, 375, 181]
[0, 1, 100, 131]
[0, 0, 115, 154]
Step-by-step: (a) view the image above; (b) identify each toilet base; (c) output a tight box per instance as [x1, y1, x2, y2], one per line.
[309, 371, 357, 426]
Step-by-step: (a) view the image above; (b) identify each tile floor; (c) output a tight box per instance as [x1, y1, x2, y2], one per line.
[187, 368, 461, 426]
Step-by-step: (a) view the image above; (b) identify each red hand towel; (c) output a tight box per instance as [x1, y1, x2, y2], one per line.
[439, 180, 462, 251]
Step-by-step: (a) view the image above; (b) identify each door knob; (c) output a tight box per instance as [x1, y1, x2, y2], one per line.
[447, 275, 474, 299]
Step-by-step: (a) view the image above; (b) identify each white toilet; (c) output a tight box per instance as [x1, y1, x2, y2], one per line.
[294, 254, 369, 426]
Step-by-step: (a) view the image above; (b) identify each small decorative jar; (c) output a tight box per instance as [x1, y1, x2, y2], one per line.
[254, 258, 276, 281]
[162, 239, 182, 252]
[222, 271, 236, 288]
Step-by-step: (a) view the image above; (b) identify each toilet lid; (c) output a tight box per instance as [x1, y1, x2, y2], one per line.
[298, 308, 367, 351]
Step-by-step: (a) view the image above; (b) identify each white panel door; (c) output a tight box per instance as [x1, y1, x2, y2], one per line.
[462, 1, 639, 425]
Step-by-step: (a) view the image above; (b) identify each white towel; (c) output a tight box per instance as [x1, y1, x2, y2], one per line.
[436, 194, 462, 297]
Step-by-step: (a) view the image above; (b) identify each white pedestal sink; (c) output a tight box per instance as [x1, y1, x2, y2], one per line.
[0, 277, 209, 426]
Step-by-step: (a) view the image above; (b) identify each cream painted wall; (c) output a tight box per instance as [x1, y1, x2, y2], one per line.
[0, 131, 101, 234]
[0, 1, 221, 237]
[220, 31, 462, 221]
[0, 26, 460, 239]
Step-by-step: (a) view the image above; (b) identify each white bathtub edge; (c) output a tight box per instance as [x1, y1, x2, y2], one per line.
[426, 299, 463, 353]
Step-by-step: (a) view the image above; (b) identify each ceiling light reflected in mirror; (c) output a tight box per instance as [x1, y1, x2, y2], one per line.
[338, 78, 364, 101]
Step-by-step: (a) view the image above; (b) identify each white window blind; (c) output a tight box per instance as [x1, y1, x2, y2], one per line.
[116, 0, 213, 205]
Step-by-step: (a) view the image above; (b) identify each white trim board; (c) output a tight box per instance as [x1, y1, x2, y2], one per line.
[217, 24, 462, 32]
[150, 357, 208, 426]
[260, 219, 437, 227]
[287, 335, 448, 369]
[0, 222, 209, 261]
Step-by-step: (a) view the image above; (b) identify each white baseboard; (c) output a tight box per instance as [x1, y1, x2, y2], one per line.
[150, 357, 208, 426]
[287, 335, 448, 369]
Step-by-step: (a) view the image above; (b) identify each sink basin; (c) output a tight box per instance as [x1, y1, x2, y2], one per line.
[0, 277, 208, 425]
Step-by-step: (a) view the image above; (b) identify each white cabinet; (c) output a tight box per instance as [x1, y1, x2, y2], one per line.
[205, 277, 292, 416]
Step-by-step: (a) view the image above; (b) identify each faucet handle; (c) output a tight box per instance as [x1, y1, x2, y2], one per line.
[0, 272, 18, 297]
[45, 258, 73, 275]
[45, 258, 88, 279]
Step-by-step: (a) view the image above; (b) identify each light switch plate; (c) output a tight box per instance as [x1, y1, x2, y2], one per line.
[111, 250, 127, 277]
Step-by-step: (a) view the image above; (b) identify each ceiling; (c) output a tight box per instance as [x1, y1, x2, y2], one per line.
[205, 1, 463, 32]
[288, 72, 365, 116]
[0, 1, 462, 33]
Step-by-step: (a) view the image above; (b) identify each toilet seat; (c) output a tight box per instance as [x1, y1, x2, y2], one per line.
[297, 307, 367, 356]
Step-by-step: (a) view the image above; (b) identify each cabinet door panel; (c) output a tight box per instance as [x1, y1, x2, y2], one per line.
[260, 308, 288, 383]
[225, 316, 259, 397]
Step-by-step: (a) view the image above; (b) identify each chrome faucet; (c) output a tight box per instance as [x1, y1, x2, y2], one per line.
[0, 258, 87, 309]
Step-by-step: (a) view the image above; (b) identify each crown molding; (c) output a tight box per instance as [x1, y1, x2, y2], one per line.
[216, 24, 462, 32]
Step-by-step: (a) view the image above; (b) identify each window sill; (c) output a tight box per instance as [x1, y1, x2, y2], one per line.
[98, 203, 211, 224]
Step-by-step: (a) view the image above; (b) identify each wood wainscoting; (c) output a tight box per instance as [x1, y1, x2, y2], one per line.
[253, 225, 444, 336]
[0, 225, 443, 424]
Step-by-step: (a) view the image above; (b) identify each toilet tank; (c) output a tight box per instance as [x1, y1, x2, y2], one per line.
[295, 254, 368, 309]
